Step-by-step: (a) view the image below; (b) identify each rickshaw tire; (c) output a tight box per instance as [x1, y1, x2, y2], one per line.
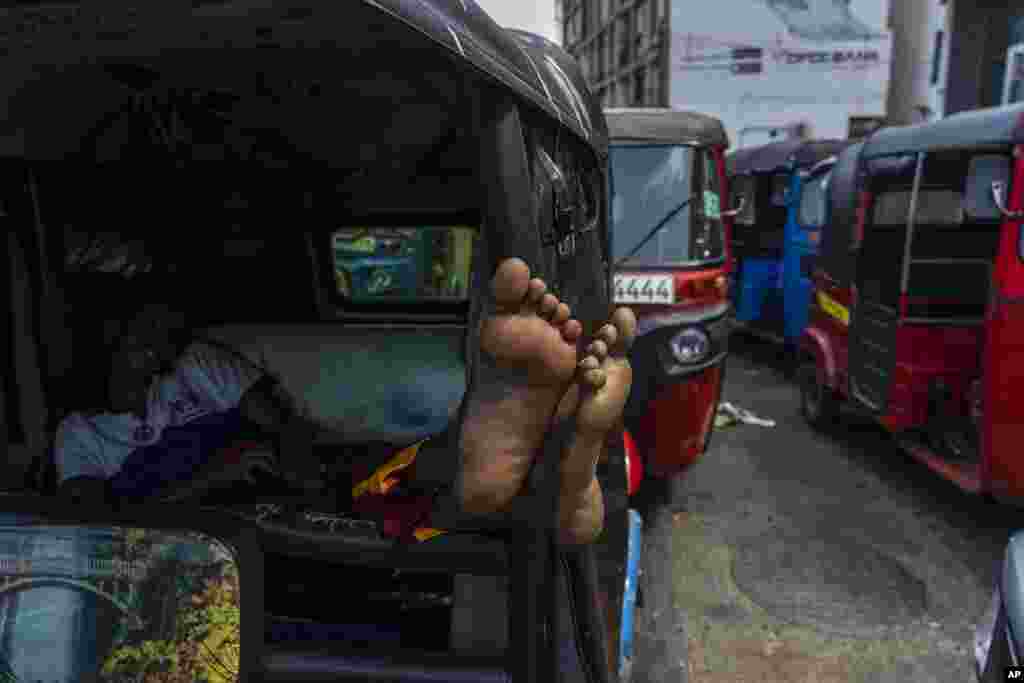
[798, 360, 839, 430]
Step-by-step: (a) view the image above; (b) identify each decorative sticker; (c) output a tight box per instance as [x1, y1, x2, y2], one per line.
[703, 190, 721, 219]
[817, 291, 849, 326]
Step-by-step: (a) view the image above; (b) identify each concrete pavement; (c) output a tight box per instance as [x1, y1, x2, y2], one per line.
[655, 333, 1016, 682]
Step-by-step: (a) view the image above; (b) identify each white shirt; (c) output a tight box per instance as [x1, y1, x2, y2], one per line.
[55, 342, 261, 484]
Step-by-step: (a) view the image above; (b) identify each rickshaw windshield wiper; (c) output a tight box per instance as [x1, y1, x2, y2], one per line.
[614, 195, 695, 268]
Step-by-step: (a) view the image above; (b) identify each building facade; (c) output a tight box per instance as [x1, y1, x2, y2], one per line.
[561, 0, 895, 147]
[936, 2, 1024, 116]
[560, 0, 672, 108]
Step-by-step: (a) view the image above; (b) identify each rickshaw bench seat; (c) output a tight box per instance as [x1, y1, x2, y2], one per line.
[200, 324, 466, 446]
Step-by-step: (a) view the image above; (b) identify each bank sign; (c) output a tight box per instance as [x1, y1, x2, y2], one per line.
[669, 0, 892, 148]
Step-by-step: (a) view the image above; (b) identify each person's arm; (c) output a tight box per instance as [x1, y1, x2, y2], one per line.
[55, 416, 111, 503]
[183, 343, 316, 434]
[183, 344, 322, 490]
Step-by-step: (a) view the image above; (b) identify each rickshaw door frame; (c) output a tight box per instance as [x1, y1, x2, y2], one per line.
[848, 153, 925, 414]
[981, 143, 1024, 500]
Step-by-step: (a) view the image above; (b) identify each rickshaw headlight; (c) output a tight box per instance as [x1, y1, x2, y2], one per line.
[669, 327, 711, 364]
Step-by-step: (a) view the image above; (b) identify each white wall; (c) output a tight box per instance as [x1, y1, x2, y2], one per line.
[473, 0, 560, 44]
[668, 0, 893, 148]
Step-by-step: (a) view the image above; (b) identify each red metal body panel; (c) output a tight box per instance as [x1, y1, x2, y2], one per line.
[885, 325, 983, 430]
[802, 273, 853, 393]
[982, 145, 1024, 501]
[633, 365, 722, 479]
[623, 430, 643, 497]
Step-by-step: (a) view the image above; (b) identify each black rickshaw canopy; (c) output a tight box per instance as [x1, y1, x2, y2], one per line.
[817, 140, 866, 288]
[604, 107, 730, 148]
[0, 4, 618, 683]
[862, 102, 1024, 158]
[0, 0, 606, 165]
[727, 138, 850, 176]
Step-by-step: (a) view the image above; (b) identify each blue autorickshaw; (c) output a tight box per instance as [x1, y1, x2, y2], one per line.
[726, 139, 849, 352]
[781, 154, 841, 347]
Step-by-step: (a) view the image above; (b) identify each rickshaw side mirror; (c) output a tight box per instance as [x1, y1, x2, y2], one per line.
[966, 155, 1020, 220]
[721, 196, 745, 218]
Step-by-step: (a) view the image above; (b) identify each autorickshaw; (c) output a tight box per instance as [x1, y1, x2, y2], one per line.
[727, 139, 849, 352]
[799, 103, 1024, 502]
[603, 108, 734, 504]
[0, 2, 643, 681]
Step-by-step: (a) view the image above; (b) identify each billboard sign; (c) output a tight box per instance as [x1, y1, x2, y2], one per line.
[670, 0, 892, 149]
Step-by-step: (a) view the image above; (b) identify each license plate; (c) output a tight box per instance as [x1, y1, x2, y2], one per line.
[614, 274, 674, 304]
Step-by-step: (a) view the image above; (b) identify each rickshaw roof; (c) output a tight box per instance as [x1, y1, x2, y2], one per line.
[0, 0, 607, 161]
[604, 108, 729, 148]
[862, 103, 1024, 158]
[726, 139, 850, 176]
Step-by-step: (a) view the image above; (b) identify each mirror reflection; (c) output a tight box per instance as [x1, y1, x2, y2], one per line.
[0, 520, 239, 683]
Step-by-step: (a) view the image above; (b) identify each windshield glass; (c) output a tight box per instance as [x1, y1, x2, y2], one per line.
[798, 170, 831, 228]
[611, 144, 724, 265]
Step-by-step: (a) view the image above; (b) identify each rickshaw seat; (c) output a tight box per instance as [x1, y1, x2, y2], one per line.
[199, 323, 466, 446]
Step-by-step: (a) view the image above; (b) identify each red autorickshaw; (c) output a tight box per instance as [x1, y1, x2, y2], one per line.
[604, 108, 736, 504]
[799, 103, 1024, 502]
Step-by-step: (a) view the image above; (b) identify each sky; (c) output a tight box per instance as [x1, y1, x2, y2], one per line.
[474, 0, 559, 44]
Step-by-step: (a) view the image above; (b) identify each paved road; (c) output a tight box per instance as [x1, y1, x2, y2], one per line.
[646, 333, 1017, 683]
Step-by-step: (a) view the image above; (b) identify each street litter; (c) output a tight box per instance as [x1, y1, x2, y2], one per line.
[715, 402, 776, 429]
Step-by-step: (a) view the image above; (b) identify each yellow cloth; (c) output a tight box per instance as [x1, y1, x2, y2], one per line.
[351, 439, 446, 542]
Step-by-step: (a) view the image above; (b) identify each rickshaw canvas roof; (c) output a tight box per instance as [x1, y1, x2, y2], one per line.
[863, 103, 1024, 158]
[726, 139, 850, 176]
[0, 0, 607, 162]
[604, 108, 729, 148]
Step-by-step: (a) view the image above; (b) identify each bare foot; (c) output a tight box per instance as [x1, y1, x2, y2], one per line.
[558, 307, 636, 545]
[458, 258, 583, 515]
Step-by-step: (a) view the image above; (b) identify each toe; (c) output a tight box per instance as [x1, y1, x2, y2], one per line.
[582, 368, 607, 390]
[539, 293, 559, 319]
[551, 302, 571, 325]
[610, 307, 638, 354]
[526, 278, 547, 307]
[561, 319, 583, 342]
[596, 323, 618, 348]
[578, 356, 600, 373]
[586, 340, 608, 361]
[491, 258, 532, 309]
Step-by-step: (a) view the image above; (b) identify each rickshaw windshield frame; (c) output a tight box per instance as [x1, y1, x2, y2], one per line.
[609, 142, 727, 268]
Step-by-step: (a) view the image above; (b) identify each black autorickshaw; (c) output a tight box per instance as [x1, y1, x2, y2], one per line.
[0, 2, 640, 682]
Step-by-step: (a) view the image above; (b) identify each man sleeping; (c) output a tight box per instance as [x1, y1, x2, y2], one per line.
[57, 258, 638, 546]
[55, 297, 322, 503]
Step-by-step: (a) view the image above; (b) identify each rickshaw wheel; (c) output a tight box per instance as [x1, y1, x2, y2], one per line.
[798, 359, 838, 430]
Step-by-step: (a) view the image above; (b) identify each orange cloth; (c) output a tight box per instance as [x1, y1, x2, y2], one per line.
[351, 440, 445, 543]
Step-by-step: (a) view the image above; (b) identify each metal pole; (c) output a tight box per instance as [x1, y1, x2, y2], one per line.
[900, 153, 925, 295]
